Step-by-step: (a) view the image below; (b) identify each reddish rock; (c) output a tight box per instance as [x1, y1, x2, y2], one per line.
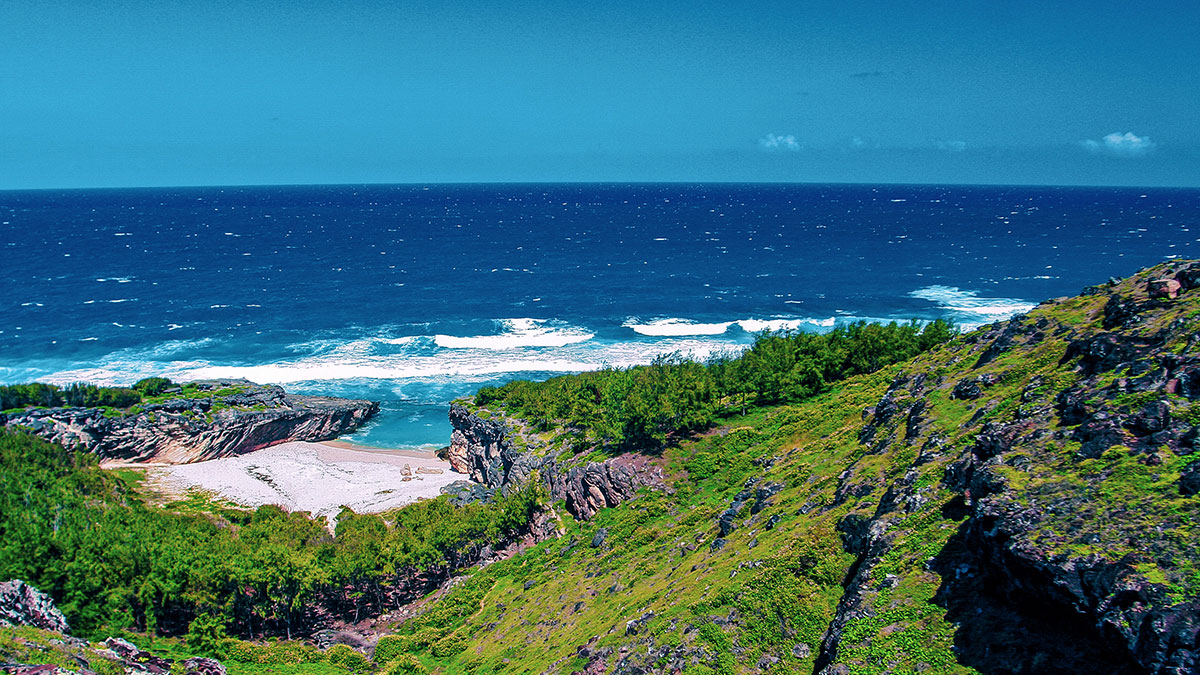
[1148, 278, 1182, 299]
[0, 580, 69, 633]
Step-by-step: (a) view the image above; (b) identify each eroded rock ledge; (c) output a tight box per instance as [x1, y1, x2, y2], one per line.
[446, 403, 665, 519]
[1, 380, 378, 464]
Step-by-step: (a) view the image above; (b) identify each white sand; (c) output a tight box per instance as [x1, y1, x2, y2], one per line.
[147, 441, 464, 521]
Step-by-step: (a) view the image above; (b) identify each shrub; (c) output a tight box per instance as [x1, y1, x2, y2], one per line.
[133, 377, 174, 397]
[325, 644, 371, 674]
[185, 614, 230, 658]
[224, 640, 262, 663]
[429, 631, 468, 658]
[373, 635, 406, 664]
[381, 654, 426, 675]
[265, 641, 323, 664]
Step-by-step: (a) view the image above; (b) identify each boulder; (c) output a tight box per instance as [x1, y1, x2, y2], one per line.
[0, 580, 69, 633]
[182, 658, 226, 675]
[1148, 278, 1182, 299]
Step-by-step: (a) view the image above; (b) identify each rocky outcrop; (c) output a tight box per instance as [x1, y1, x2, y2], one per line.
[0, 581, 69, 633]
[814, 262, 1200, 674]
[0, 628, 228, 675]
[445, 403, 664, 520]
[2, 380, 378, 463]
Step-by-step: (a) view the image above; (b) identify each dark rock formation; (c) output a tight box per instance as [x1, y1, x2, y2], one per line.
[1150, 278, 1183, 299]
[2, 380, 378, 463]
[0, 581, 69, 633]
[182, 658, 226, 675]
[104, 638, 172, 674]
[445, 403, 666, 520]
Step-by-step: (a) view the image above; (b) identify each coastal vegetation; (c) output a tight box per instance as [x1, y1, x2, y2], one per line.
[475, 319, 956, 451]
[0, 377, 177, 412]
[0, 429, 543, 640]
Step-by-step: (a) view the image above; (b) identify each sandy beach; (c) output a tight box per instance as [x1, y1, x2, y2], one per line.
[143, 441, 463, 521]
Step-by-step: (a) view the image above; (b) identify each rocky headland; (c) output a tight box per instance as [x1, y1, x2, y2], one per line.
[1, 380, 378, 463]
[445, 403, 666, 519]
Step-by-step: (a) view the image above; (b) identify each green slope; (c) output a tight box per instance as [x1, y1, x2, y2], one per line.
[380, 261, 1200, 674]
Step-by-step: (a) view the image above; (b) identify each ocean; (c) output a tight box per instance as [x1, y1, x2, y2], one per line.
[2, 183, 1197, 448]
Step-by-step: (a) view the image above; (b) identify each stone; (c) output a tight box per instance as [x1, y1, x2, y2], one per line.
[1180, 461, 1200, 496]
[624, 611, 654, 636]
[183, 658, 226, 675]
[1148, 278, 1182, 299]
[104, 637, 172, 674]
[1175, 264, 1200, 291]
[952, 378, 983, 400]
[0, 580, 69, 633]
[591, 527, 608, 548]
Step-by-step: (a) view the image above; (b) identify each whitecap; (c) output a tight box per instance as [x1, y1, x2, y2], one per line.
[910, 285, 1036, 328]
[36, 333, 742, 388]
[624, 318, 733, 336]
[434, 318, 594, 350]
[736, 317, 840, 332]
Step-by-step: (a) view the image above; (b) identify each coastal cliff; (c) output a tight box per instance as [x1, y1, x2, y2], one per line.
[1, 380, 378, 463]
[446, 404, 663, 519]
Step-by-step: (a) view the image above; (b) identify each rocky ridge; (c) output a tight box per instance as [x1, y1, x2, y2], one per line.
[1, 380, 378, 463]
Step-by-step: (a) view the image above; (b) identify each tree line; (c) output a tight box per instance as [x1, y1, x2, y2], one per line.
[0, 377, 175, 411]
[475, 320, 956, 451]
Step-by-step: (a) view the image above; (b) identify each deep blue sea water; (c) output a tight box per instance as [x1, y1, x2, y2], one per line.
[2, 183, 1197, 448]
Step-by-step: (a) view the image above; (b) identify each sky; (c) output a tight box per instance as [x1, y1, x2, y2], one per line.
[2, 0, 1199, 189]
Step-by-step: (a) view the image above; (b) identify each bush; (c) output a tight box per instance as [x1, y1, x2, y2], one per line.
[185, 614, 230, 658]
[380, 654, 426, 675]
[265, 641, 324, 664]
[372, 635, 406, 664]
[325, 644, 371, 674]
[133, 377, 174, 397]
[224, 640, 262, 663]
[477, 319, 957, 451]
[429, 631, 468, 658]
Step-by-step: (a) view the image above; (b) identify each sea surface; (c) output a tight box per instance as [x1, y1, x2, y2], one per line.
[2, 183, 1197, 448]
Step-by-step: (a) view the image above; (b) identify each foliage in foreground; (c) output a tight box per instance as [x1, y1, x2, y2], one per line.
[0, 430, 544, 640]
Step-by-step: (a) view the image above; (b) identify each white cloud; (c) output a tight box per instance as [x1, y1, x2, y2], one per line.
[1081, 131, 1156, 157]
[759, 133, 800, 151]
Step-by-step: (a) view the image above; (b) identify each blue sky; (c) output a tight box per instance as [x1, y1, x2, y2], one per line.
[2, 0, 1198, 188]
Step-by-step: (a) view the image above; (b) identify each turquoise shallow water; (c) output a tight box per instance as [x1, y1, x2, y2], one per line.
[2, 183, 1197, 447]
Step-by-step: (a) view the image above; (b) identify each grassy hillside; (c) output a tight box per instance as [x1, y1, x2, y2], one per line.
[371, 261, 1200, 674]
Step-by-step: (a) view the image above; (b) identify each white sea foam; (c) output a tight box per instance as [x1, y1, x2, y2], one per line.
[909, 285, 1036, 329]
[737, 318, 833, 332]
[38, 332, 741, 388]
[626, 316, 839, 336]
[624, 318, 733, 336]
[433, 318, 594, 349]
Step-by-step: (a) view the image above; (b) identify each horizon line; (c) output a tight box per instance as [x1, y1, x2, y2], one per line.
[3, 178, 1200, 194]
